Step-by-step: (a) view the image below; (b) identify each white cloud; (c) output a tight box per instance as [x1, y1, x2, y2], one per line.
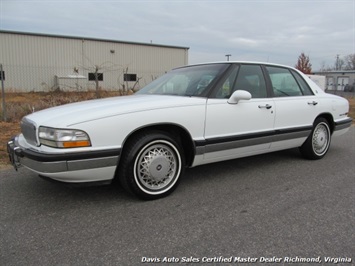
[229, 37, 263, 48]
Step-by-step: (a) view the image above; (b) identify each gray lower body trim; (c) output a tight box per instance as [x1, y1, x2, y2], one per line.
[8, 136, 119, 174]
[205, 135, 273, 153]
[67, 156, 118, 171]
[195, 127, 312, 155]
[20, 155, 119, 173]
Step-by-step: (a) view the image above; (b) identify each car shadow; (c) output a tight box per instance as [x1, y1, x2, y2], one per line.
[183, 148, 301, 183]
[17, 148, 301, 203]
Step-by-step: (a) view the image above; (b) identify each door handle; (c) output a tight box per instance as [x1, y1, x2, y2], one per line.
[258, 104, 272, 109]
[308, 101, 318, 106]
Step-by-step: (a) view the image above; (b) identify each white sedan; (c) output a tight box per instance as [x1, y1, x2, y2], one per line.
[8, 62, 352, 199]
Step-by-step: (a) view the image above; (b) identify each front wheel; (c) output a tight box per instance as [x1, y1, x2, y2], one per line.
[299, 118, 331, 160]
[118, 132, 185, 200]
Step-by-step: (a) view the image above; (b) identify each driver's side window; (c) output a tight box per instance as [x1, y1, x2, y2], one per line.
[215, 67, 238, 98]
[215, 65, 267, 99]
[233, 65, 267, 98]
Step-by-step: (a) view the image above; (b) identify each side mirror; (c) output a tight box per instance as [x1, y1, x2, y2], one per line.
[228, 90, 252, 104]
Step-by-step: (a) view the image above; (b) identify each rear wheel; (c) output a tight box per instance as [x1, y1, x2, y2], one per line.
[118, 132, 185, 200]
[300, 117, 331, 160]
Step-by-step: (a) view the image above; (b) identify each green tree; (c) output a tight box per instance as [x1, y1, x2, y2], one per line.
[295, 52, 312, 74]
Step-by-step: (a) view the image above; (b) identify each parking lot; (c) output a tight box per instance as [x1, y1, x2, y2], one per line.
[0, 127, 354, 265]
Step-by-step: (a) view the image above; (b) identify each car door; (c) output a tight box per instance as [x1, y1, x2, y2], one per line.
[263, 65, 319, 149]
[203, 64, 275, 162]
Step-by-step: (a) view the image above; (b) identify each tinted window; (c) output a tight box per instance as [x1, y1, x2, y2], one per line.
[291, 70, 314, 95]
[266, 66, 311, 97]
[137, 64, 229, 97]
[214, 66, 239, 98]
[233, 65, 267, 98]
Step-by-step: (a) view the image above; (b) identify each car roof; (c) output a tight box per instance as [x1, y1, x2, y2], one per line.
[184, 61, 294, 69]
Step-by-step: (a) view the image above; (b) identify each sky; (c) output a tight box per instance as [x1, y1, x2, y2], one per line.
[1, 0, 354, 70]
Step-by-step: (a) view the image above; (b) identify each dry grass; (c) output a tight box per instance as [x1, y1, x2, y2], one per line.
[0, 121, 19, 169]
[0, 91, 123, 167]
[0, 90, 128, 122]
[0, 92, 354, 167]
[348, 97, 355, 122]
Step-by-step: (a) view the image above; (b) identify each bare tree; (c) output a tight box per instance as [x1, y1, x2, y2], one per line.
[318, 54, 354, 72]
[344, 54, 355, 70]
[82, 61, 123, 98]
[93, 65, 100, 98]
[334, 54, 345, 70]
[319, 61, 333, 72]
[118, 67, 142, 95]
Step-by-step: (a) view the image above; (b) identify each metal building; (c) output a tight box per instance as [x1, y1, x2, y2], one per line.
[312, 70, 355, 92]
[0, 30, 189, 92]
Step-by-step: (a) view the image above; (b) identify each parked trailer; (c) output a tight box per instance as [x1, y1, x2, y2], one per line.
[307, 75, 326, 91]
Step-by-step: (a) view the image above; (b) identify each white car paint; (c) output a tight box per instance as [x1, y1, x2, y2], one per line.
[7, 62, 352, 199]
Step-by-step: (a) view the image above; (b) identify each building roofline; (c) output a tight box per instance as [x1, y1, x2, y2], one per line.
[0, 30, 190, 50]
[312, 70, 355, 74]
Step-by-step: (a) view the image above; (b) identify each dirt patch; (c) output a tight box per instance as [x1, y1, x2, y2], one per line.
[0, 121, 20, 166]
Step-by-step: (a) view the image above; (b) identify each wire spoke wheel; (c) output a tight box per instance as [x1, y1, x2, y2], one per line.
[135, 142, 179, 191]
[118, 132, 184, 200]
[312, 122, 330, 156]
[132, 138, 182, 197]
[300, 118, 331, 160]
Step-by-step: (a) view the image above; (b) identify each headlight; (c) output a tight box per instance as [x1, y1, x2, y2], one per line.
[39, 127, 91, 148]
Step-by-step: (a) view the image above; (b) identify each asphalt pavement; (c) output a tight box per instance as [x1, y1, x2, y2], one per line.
[1, 127, 354, 266]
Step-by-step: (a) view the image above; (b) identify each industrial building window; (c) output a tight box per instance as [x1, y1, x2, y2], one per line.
[88, 73, 103, 81]
[124, 74, 137, 82]
[0, 71, 4, 81]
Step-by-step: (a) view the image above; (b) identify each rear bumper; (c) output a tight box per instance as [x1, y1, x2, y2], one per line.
[334, 117, 353, 131]
[333, 117, 353, 137]
[7, 136, 120, 183]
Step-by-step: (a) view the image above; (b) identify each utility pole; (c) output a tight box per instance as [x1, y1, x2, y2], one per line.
[1, 64, 6, 122]
[225, 54, 232, 61]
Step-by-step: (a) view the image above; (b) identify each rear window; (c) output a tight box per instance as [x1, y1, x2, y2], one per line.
[266, 66, 313, 97]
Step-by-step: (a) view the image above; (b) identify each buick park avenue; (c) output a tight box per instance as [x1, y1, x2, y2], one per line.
[7, 62, 352, 199]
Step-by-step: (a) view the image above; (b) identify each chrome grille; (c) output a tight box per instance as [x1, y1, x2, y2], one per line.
[21, 118, 38, 146]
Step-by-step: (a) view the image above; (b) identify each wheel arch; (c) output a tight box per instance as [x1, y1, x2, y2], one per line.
[119, 123, 196, 167]
[315, 113, 335, 134]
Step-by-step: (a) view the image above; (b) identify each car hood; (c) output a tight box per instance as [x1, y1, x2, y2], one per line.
[24, 94, 207, 128]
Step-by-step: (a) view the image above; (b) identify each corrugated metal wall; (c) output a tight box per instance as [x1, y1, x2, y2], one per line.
[0, 31, 189, 92]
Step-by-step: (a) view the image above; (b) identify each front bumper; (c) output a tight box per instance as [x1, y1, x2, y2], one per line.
[7, 136, 120, 183]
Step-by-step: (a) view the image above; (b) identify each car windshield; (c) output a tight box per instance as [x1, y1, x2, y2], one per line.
[136, 64, 229, 97]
